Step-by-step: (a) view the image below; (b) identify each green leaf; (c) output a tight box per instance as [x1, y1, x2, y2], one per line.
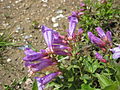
[113, 63, 120, 82]
[47, 82, 62, 90]
[0, 42, 15, 46]
[92, 60, 100, 73]
[102, 81, 120, 90]
[32, 80, 38, 90]
[84, 60, 99, 73]
[68, 76, 74, 82]
[96, 73, 113, 89]
[80, 74, 90, 80]
[81, 84, 94, 90]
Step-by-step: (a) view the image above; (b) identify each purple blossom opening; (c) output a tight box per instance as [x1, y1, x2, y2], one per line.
[78, 12, 84, 15]
[54, 50, 71, 56]
[112, 52, 120, 59]
[68, 16, 78, 39]
[88, 32, 106, 48]
[23, 48, 47, 61]
[52, 45, 71, 51]
[78, 28, 83, 35]
[71, 11, 78, 17]
[41, 25, 54, 48]
[95, 52, 107, 63]
[110, 46, 120, 59]
[26, 59, 56, 73]
[110, 46, 120, 53]
[96, 27, 107, 40]
[79, 9, 86, 12]
[80, 3, 86, 7]
[106, 31, 112, 42]
[52, 31, 68, 45]
[35, 72, 61, 90]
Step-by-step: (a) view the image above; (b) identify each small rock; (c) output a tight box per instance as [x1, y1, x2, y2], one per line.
[56, 10, 63, 14]
[26, 18, 31, 22]
[56, 14, 64, 19]
[41, 0, 48, 3]
[16, 26, 24, 32]
[6, 6, 11, 8]
[2, 23, 9, 28]
[51, 14, 65, 23]
[7, 58, 12, 62]
[46, 17, 49, 20]
[0, 33, 3, 36]
[29, 34, 32, 37]
[24, 35, 31, 39]
[0, 0, 4, 2]
[51, 17, 57, 23]
[15, 0, 22, 4]
[53, 23, 59, 27]
[25, 78, 33, 85]
[42, 4, 47, 7]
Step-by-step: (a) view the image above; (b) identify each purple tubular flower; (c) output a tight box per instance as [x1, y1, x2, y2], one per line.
[71, 11, 78, 17]
[35, 72, 61, 90]
[80, 9, 86, 11]
[68, 16, 78, 39]
[39, 49, 47, 54]
[52, 30, 68, 45]
[23, 48, 47, 61]
[53, 39, 68, 45]
[95, 52, 107, 63]
[112, 52, 120, 59]
[96, 27, 107, 40]
[26, 59, 56, 73]
[52, 45, 71, 51]
[106, 31, 112, 42]
[54, 50, 71, 56]
[41, 25, 54, 48]
[78, 12, 84, 16]
[110, 46, 120, 53]
[78, 28, 83, 35]
[24, 58, 51, 67]
[80, 3, 86, 7]
[110, 46, 120, 59]
[24, 48, 35, 55]
[88, 32, 106, 48]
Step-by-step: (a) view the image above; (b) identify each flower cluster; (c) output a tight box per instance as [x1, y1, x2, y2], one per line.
[70, 2, 86, 20]
[23, 7, 84, 89]
[88, 27, 112, 63]
[88, 27, 112, 50]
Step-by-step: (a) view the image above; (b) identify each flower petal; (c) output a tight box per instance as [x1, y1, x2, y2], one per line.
[52, 45, 71, 51]
[96, 27, 106, 39]
[35, 72, 61, 89]
[68, 16, 78, 39]
[112, 52, 120, 59]
[27, 59, 56, 72]
[88, 32, 106, 48]
[23, 52, 47, 61]
[110, 46, 120, 53]
[106, 31, 112, 42]
[41, 25, 54, 47]
[95, 52, 107, 63]
[54, 50, 71, 56]
[78, 28, 83, 35]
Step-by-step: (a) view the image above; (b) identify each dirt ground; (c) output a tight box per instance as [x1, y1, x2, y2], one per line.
[0, 0, 80, 89]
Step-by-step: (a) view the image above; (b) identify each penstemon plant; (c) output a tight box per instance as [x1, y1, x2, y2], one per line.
[22, 0, 120, 90]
